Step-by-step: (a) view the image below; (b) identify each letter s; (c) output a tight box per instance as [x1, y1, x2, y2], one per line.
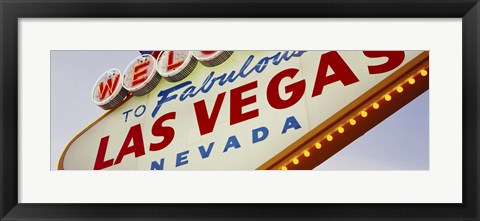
[150, 112, 176, 151]
[363, 51, 405, 74]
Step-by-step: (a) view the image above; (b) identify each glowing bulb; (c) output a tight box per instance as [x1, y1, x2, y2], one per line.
[396, 86, 403, 93]
[64, 146, 67, 149]
[408, 78, 415, 84]
[349, 119, 356, 125]
[304, 150, 311, 157]
[361, 110, 368, 117]
[327, 135, 333, 141]
[420, 69, 428, 76]
[373, 103, 380, 109]
[385, 94, 392, 101]
[56, 162, 59, 167]
[315, 142, 322, 149]
[281, 166, 288, 170]
[293, 158, 299, 165]
[338, 127, 344, 133]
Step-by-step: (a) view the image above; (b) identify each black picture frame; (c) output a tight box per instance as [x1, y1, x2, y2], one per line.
[1, 0, 479, 220]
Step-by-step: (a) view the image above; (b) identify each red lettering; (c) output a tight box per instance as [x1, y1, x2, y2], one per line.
[200, 51, 216, 55]
[194, 92, 226, 135]
[132, 60, 150, 86]
[363, 51, 405, 74]
[150, 112, 177, 151]
[167, 51, 184, 71]
[230, 81, 259, 125]
[267, 68, 306, 109]
[151, 51, 162, 59]
[312, 51, 359, 97]
[98, 75, 120, 100]
[114, 124, 145, 165]
[93, 136, 114, 170]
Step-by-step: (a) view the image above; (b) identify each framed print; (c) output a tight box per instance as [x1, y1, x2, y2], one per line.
[1, 0, 479, 220]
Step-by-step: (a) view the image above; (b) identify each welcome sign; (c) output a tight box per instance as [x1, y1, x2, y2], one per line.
[58, 50, 429, 170]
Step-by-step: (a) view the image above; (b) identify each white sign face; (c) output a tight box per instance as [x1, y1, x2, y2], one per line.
[156, 51, 197, 82]
[123, 54, 157, 91]
[123, 54, 160, 96]
[91, 68, 126, 110]
[192, 51, 233, 67]
[64, 50, 423, 170]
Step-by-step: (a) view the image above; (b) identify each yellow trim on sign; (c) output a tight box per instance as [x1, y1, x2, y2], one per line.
[58, 94, 133, 170]
[257, 52, 429, 170]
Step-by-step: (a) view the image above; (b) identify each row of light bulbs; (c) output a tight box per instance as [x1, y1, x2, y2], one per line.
[280, 68, 429, 170]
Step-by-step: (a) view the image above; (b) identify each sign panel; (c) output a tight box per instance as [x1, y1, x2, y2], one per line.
[60, 50, 428, 170]
[123, 54, 160, 96]
[91, 68, 127, 110]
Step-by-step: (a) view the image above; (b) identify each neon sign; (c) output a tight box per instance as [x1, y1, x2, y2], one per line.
[123, 54, 159, 96]
[91, 68, 127, 110]
[92, 51, 233, 109]
[67, 50, 428, 170]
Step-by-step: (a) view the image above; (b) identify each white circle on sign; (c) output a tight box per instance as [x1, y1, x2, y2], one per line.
[91, 68, 124, 106]
[155, 51, 197, 81]
[192, 51, 224, 62]
[193, 51, 233, 67]
[123, 54, 157, 92]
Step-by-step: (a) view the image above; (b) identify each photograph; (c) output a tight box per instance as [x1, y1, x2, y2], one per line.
[53, 50, 429, 171]
[2, 0, 478, 219]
